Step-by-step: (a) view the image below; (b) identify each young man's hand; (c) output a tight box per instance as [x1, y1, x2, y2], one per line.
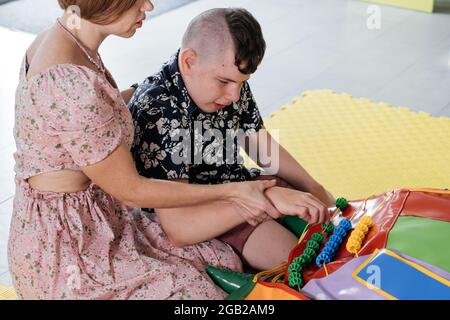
[310, 186, 336, 208]
[265, 187, 330, 225]
[324, 189, 336, 207]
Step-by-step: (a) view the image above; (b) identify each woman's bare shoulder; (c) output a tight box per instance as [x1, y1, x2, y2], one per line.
[26, 31, 46, 60]
[26, 27, 84, 78]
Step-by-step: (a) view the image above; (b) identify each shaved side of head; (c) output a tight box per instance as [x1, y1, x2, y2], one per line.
[182, 9, 232, 64]
[181, 8, 266, 74]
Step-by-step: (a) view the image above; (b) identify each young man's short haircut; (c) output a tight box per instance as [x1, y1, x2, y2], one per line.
[182, 8, 266, 74]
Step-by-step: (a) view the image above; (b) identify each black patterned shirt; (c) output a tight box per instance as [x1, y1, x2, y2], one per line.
[128, 51, 264, 189]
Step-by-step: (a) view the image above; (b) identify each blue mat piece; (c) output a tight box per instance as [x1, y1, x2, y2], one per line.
[354, 249, 450, 300]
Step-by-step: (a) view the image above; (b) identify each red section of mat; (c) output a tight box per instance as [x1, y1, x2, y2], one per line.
[285, 189, 450, 284]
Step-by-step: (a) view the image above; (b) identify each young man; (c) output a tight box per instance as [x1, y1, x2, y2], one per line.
[128, 8, 335, 270]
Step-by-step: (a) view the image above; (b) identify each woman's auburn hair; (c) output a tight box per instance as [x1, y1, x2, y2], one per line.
[58, 0, 139, 25]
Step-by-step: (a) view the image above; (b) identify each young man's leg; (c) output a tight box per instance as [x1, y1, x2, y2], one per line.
[241, 220, 298, 271]
[242, 175, 298, 271]
[218, 175, 298, 271]
[218, 219, 298, 271]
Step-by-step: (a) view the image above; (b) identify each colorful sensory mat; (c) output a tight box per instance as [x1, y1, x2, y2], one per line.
[1, 91, 449, 300]
[208, 188, 450, 300]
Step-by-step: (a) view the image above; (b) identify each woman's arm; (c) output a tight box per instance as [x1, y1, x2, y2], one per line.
[81, 143, 280, 215]
[156, 185, 330, 247]
[156, 201, 248, 247]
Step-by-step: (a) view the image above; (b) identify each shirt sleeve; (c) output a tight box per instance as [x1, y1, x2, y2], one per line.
[37, 65, 123, 167]
[238, 81, 265, 136]
[129, 84, 190, 181]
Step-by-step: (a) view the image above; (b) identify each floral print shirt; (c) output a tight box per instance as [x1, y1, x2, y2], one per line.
[128, 51, 264, 194]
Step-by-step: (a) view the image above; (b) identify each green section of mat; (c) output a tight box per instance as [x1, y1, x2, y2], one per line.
[387, 216, 450, 272]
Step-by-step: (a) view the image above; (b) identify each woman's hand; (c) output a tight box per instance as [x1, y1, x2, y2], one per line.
[227, 180, 282, 226]
[265, 187, 330, 225]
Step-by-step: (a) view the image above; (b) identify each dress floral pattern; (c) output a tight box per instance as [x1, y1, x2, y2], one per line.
[7, 57, 242, 300]
[128, 51, 264, 193]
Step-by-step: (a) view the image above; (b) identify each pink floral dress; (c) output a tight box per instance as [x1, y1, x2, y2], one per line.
[7, 58, 242, 300]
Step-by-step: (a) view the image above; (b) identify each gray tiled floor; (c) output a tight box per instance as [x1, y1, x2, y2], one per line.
[441, 103, 450, 117]
[0, 145, 15, 203]
[374, 37, 450, 113]
[0, 197, 13, 284]
[0, 0, 449, 284]
[0, 0, 198, 33]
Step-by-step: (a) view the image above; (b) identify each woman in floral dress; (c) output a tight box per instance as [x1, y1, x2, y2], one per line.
[8, 0, 280, 300]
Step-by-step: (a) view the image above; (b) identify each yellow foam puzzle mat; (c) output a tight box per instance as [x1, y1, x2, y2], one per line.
[363, 0, 435, 13]
[0, 285, 17, 300]
[259, 90, 450, 200]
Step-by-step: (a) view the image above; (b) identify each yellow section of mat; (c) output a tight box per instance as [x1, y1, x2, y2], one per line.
[363, 0, 435, 13]
[0, 285, 17, 300]
[260, 90, 450, 200]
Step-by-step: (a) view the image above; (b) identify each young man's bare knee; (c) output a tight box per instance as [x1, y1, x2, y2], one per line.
[241, 220, 298, 271]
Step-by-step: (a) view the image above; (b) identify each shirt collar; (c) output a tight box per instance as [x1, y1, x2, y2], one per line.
[166, 49, 198, 116]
